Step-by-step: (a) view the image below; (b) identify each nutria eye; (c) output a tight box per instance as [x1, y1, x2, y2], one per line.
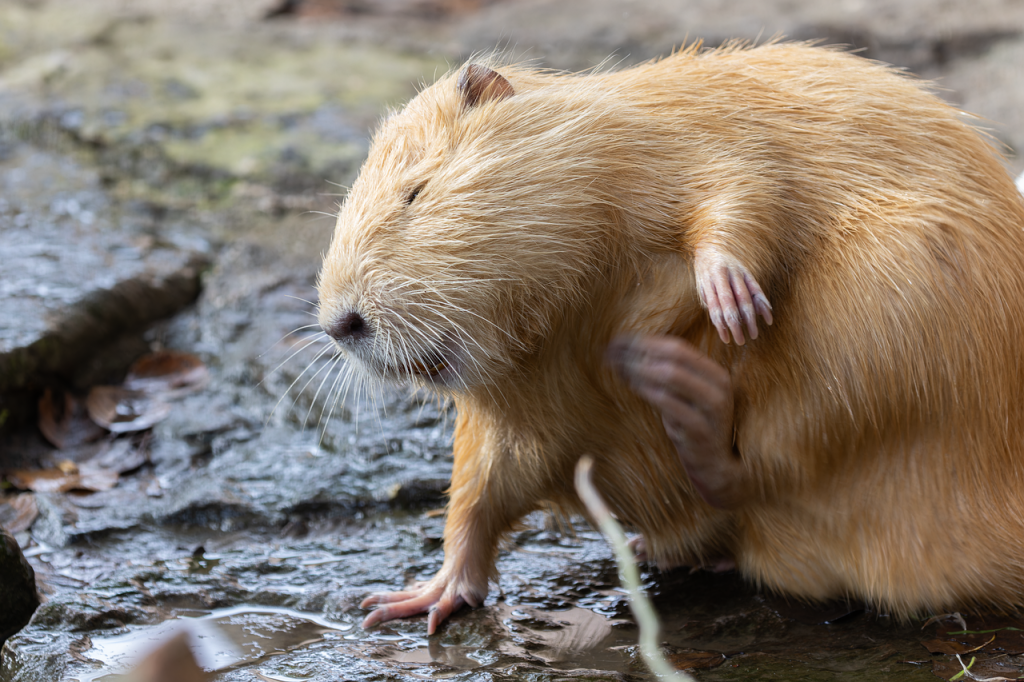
[405, 183, 425, 206]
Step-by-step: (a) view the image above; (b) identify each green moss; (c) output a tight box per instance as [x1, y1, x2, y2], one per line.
[0, 2, 444, 187]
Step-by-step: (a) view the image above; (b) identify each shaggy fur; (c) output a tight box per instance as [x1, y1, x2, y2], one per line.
[316, 41, 1024, 625]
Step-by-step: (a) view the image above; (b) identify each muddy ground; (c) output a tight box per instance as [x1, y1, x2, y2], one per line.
[1, 1, 1024, 680]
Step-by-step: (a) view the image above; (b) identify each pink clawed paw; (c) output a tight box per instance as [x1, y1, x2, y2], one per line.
[694, 250, 773, 345]
[360, 574, 481, 634]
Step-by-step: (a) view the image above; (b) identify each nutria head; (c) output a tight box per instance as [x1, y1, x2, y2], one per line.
[316, 63, 658, 393]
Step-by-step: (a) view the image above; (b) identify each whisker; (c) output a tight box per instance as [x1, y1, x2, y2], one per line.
[300, 351, 344, 429]
[258, 325, 325, 360]
[267, 342, 336, 424]
[285, 294, 319, 306]
[317, 354, 350, 446]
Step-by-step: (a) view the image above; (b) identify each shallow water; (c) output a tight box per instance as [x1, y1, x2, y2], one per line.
[70, 605, 354, 681]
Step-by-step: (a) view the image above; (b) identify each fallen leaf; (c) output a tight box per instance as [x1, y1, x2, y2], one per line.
[6, 464, 119, 494]
[125, 350, 210, 398]
[922, 636, 994, 655]
[37, 388, 70, 449]
[37, 388, 105, 450]
[86, 386, 172, 434]
[0, 493, 39, 533]
[666, 650, 726, 670]
[6, 468, 77, 494]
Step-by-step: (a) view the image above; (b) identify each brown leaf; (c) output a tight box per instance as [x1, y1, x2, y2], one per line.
[37, 388, 70, 449]
[125, 350, 209, 398]
[922, 637, 993, 655]
[6, 464, 118, 494]
[0, 493, 39, 533]
[666, 650, 726, 670]
[6, 468, 78, 494]
[37, 389, 105, 450]
[86, 386, 172, 434]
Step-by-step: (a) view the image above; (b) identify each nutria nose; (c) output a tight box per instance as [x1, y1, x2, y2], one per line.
[326, 310, 371, 343]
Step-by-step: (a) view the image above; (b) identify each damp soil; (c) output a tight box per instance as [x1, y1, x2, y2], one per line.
[2, 1, 1024, 681]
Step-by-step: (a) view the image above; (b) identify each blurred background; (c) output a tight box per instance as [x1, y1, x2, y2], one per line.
[0, 1, 1022, 680]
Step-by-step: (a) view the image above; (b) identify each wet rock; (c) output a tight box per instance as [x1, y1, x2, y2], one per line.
[0, 528, 39, 645]
[0, 143, 208, 438]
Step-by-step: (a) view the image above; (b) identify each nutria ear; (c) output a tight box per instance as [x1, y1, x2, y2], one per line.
[457, 64, 514, 108]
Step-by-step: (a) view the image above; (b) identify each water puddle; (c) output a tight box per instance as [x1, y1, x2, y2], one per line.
[343, 602, 634, 674]
[67, 599, 635, 681]
[68, 605, 353, 681]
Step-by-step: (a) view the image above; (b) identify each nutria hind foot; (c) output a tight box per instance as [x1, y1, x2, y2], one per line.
[629, 535, 736, 573]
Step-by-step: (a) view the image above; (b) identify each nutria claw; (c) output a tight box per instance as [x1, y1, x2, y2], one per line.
[694, 248, 773, 345]
[360, 575, 472, 635]
[607, 335, 746, 509]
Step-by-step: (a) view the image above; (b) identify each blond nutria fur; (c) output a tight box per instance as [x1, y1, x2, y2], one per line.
[316, 41, 1024, 633]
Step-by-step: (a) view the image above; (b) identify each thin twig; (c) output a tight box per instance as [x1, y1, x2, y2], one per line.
[574, 456, 698, 682]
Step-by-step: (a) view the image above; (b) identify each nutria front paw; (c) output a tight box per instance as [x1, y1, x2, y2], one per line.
[694, 248, 773, 345]
[360, 567, 483, 635]
[607, 335, 749, 509]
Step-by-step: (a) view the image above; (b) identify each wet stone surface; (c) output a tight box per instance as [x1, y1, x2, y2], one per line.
[1, 1, 1024, 681]
[1, 511, 983, 682]
[0, 140, 208, 398]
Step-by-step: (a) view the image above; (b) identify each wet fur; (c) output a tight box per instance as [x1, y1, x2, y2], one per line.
[317, 42, 1024, 616]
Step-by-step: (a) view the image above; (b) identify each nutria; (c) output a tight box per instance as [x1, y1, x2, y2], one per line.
[315, 41, 1024, 634]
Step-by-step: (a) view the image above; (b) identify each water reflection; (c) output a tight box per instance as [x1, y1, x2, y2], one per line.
[68, 605, 352, 681]
[361, 603, 626, 672]
[66, 589, 632, 680]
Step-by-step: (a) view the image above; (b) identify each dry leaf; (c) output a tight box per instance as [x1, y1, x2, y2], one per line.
[125, 350, 210, 398]
[666, 651, 727, 671]
[0, 493, 39, 533]
[86, 386, 172, 434]
[922, 637, 994, 655]
[37, 388, 71, 449]
[6, 464, 119, 494]
[37, 388, 105, 450]
[6, 468, 77, 494]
